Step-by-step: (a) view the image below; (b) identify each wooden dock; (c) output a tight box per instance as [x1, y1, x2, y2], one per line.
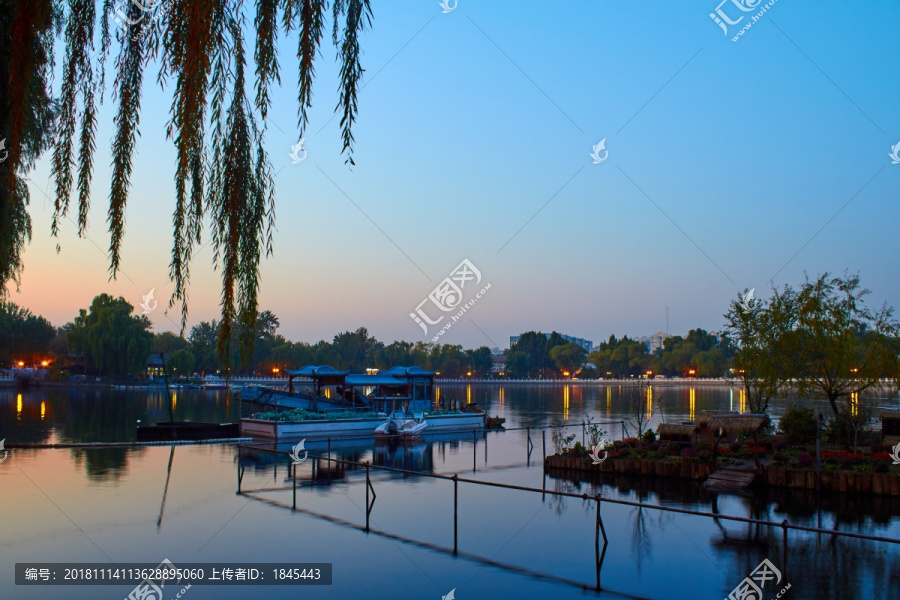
[704, 467, 758, 492]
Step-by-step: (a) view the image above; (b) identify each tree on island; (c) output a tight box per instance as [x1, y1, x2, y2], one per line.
[726, 272, 898, 418]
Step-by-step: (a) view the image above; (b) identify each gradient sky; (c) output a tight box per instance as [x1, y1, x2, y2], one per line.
[14, 0, 900, 349]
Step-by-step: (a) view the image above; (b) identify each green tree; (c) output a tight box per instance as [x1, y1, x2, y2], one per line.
[466, 346, 493, 378]
[725, 287, 794, 414]
[0, 301, 55, 365]
[550, 342, 587, 376]
[331, 327, 382, 372]
[166, 348, 196, 377]
[152, 331, 190, 355]
[68, 294, 153, 377]
[788, 272, 898, 416]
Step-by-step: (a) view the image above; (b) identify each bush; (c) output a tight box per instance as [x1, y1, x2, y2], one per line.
[826, 407, 873, 449]
[795, 453, 814, 467]
[873, 458, 891, 474]
[572, 442, 584, 455]
[778, 405, 818, 445]
[641, 429, 657, 443]
[696, 448, 713, 462]
[681, 448, 695, 460]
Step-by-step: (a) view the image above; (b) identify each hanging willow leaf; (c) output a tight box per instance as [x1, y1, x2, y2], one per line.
[0, 0, 56, 293]
[337, 0, 371, 165]
[4, 0, 373, 365]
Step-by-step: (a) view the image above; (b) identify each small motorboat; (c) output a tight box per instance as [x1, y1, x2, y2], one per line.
[374, 411, 428, 437]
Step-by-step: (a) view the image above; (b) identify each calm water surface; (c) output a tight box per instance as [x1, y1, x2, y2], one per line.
[1, 383, 898, 600]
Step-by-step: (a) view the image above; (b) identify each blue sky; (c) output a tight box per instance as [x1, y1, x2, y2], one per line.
[17, 0, 900, 349]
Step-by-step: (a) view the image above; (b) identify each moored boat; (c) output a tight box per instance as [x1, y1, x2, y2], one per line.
[374, 411, 428, 437]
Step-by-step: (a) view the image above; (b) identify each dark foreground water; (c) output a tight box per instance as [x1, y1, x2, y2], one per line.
[1, 383, 898, 600]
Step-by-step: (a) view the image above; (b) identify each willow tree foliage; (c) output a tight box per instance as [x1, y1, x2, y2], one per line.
[68, 293, 153, 377]
[0, 0, 372, 364]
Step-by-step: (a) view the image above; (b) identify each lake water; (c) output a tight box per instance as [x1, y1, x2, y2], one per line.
[1, 383, 898, 600]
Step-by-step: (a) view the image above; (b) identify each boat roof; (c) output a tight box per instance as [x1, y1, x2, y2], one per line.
[285, 365, 351, 377]
[345, 374, 408, 386]
[379, 366, 436, 377]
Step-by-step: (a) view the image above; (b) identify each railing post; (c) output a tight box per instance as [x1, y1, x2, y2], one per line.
[781, 519, 788, 581]
[327, 438, 332, 483]
[237, 446, 243, 493]
[452, 474, 459, 555]
[365, 463, 370, 532]
[582, 421, 585, 447]
[542, 430, 546, 460]
[292, 458, 297, 511]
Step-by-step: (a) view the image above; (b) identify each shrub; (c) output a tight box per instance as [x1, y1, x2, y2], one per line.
[696, 448, 713, 462]
[795, 453, 814, 467]
[572, 442, 584, 455]
[641, 429, 658, 443]
[772, 440, 788, 451]
[681, 448, 695, 460]
[655, 449, 668, 459]
[778, 405, 818, 445]
[873, 458, 891, 474]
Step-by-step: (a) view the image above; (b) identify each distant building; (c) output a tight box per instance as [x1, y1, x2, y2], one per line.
[646, 331, 670, 354]
[491, 353, 506, 374]
[509, 333, 593, 353]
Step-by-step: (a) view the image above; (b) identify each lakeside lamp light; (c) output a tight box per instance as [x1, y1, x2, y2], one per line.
[467, 371, 472, 377]
[41, 360, 49, 367]
[17, 361, 24, 367]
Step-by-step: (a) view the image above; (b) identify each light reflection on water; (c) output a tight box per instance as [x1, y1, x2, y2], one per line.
[0, 383, 898, 599]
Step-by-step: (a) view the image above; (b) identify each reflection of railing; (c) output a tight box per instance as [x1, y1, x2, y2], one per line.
[238, 442, 900, 595]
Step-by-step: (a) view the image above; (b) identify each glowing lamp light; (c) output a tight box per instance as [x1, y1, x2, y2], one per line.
[41, 360, 49, 367]
[17, 361, 24, 367]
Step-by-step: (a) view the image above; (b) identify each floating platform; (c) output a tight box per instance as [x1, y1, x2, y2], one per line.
[240, 412, 486, 441]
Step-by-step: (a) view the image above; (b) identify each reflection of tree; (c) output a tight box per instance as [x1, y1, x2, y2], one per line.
[630, 506, 651, 574]
[548, 478, 578, 516]
[70, 447, 138, 481]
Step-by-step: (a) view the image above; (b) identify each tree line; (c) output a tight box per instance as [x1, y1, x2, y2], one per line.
[2, 273, 897, 395]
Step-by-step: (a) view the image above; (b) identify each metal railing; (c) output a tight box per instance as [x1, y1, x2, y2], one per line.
[236, 440, 900, 593]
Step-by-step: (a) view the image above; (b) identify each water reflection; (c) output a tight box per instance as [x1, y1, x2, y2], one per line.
[546, 468, 900, 598]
